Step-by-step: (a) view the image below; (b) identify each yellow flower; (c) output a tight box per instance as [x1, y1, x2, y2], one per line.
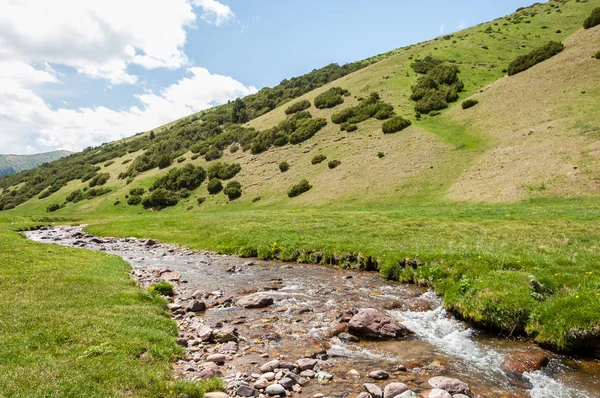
[554, 273, 558, 276]
[576, 295, 580, 299]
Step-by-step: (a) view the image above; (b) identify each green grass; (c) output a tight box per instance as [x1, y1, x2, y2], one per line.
[62, 196, 600, 351]
[0, 215, 222, 397]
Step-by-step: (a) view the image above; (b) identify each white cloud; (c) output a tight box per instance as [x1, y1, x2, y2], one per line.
[440, 25, 445, 34]
[194, 0, 235, 26]
[457, 21, 467, 31]
[0, 67, 257, 152]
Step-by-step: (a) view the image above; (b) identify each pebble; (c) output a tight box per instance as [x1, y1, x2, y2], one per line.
[206, 354, 226, 364]
[265, 384, 286, 396]
[369, 370, 390, 380]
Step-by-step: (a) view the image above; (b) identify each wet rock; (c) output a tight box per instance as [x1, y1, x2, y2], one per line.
[394, 391, 416, 398]
[187, 300, 207, 312]
[206, 354, 226, 364]
[357, 393, 372, 398]
[369, 370, 389, 380]
[285, 371, 309, 386]
[197, 368, 221, 379]
[237, 385, 257, 397]
[236, 293, 274, 309]
[161, 271, 181, 281]
[197, 325, 214, 342]
[383, 382, 409, 398]
[425, 389, 451, 398]
[348, 308, 413, 339]
[90, 237, 105, 244]
[205, 393, 230, 398]
[214, 326, 238, 343]
[265, 384, 286, 396]
[402, 298, 432, 312]
[382, 300, 404, 310]
[324, 323, 348, 338]
[168, 303, 183, 312]
[503, 351, 549, 376]
[260, 360, 280, 372]
[176, 337, 188, 346]
[296, 358, 317, 371]
[243, 261, 256, 266]
[364, 383, 383, 398]
[315, 371, 333, 384]
[146, 239, 157, 246]
[427, 377, 469, 395]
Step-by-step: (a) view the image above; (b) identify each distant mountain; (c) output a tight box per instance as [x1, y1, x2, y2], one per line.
[0, 151, 73, 177]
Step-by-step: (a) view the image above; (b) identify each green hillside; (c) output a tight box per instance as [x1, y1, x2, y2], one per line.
[2, 0, 600, 352]
[0, 150, 72, 177]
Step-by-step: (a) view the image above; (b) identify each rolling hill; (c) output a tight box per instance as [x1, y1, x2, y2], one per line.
[2, 0, 600, 351]
[0, 150, 72, 177]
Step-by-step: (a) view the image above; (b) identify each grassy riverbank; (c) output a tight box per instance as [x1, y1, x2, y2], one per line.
[0, 215, 221, 397]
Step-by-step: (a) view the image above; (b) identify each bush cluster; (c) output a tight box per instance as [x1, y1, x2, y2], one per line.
[46, 203, 61, 213]
[141, 188, 179, 209]
[328, 160, 341, 169]
[89, 173, 110, 187]
[284, 99, 311, 115]
[223, 181, 242, 200]
[583, 7, 600, 29]
[127, 195, 142, 205]
[129, 187, 145, 196]
[207, 178, 223, 194]
[65, 187, 112, 205]
[151, 164, 206, 192]
[84, 187, 111, 199]
[287, 179, 312, 198]
[279, 161, 290, 172]
[332, 93, 395, 129]
[382, 117, 412, 134]
[507, 41, 565, 76]
[410, 55, 442, 74]
[250, 112, 327, 154]
[311, 154, 327, 165]
[207, 162, 241, 180]
[461, 99, 479, 110]
[410, 59, 464, 114]
[314, 87, 350, 109]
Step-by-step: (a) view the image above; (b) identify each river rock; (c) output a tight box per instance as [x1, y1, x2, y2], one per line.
[261, 360, 280, 372]
[324, 323, 348, 338]
[502, 351, 549, 375]
[206, 354, 226, 364]
[427, 377, 469, 395]
[297, 358, 317, 371]
[425, 389, 451, 398]
[452, 395, 470, 398]
[145, 239, 157, 246]
[219, 341, 238, 354]
[197, 325, 213, 342]
[237, 385, 257, 397]
[300, 369, 315, 378]
[348, 308, 413, 339]
[236, 293, 274, 309]
[369, 370, 390, 380]
[214, 326, 238, 343]
[394, 391, 416, 398]
[285, 371, 309, 386]
[261, 372, 276, 381]
[279, 377, 294, 389]
[160, 271, 181, 281]
[265, 384, 286, 396]
[186, 300, 206, 312]
[383, 382, 409, 398]
[205, 393, 230, 398]
[254, 378, 269, 389]
[315, 371, 333, 384]
[364, 383, 383, 398]
[357, 393, 372, 398]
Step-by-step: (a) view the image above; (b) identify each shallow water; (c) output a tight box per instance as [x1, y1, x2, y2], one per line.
[25, 226, 599, 398]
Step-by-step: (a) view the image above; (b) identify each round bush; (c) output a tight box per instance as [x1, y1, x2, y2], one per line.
[462, 99, 479, 110]
[288, 179, 312, 198]
[141, 188, 179, 209]
[129, 187, 145, 196]
[127, 195, 142, 205]
[382, 116, 412, 134]
[197, 197, 206, 205]
[279, 161, 290, 172]
[595, 51, 600, 60]
[223, 181, 242, 200]
[345, 124, 358, 132]
[207, 178, 223, 194]
[328, 160, 341, 169]
[46, 203, 61, 213]
[583, 7, 600, 29]
[311, 154, 327, 165]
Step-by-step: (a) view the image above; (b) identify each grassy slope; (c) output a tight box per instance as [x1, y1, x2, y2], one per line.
[4, 0, 600, 351]
[0, 215, 222, 397]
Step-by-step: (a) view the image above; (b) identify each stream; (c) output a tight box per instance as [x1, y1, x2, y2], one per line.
[25, 226, 599, 398]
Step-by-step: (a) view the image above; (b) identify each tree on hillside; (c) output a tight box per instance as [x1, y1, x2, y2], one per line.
[231, 98, 248, 124]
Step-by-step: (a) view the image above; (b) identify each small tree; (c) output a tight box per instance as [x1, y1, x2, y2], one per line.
[382, 117, 412, 134]
[279, 161, 290, 172]
[207, 178, 223, 194]
[583, 7, 600, 29]
[288, 180, 312, 198]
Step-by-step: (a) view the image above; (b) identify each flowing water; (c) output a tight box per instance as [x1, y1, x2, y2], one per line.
[25, 227, 599, 398]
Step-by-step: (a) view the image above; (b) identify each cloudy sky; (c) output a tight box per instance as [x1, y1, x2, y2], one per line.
[0, 0, 538, 154]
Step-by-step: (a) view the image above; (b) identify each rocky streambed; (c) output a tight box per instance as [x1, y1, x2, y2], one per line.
[25, 227, 600, 398]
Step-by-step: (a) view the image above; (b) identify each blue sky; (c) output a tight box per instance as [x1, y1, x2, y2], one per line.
[0, 0, 541, 154]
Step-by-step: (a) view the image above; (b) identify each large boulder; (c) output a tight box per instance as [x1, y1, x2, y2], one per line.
[427, 377, 469, 395]
[236, 293, 274, 309]
[503, 351, 549, 375]
[383, 382, 409, 398]
[364, 383, 383, 398]
[348, 308, 413, 339]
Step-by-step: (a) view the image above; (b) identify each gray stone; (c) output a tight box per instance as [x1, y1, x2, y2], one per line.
[187, 300, 206, 312]
[285, 371, 308, 386]
[316, 371, 333, 384]
[383, 383, 409, 398]
[300, 369, 315, 378]
[219, 341, 238, 354]
[369, 370, 390, 380]
[394, 392, 416, 398]
[261, 372, 276, 381]
[260, 360, 280, 372]
[236, 293, 274, 309]
[206, 354, 226, 364]
[426, 390, 452, 398]
[452, 395, 470, 398]
[279, 377, 294, 389]
[427, 377, 470, 395]
[214, 326, 238, 343]
[364, 383, 383, 398]
[205, 393, 230, 398]
[265, 384, 286, 396]
[296, 358, 317, 371]
[197, 325, 213, 342]
[254, 378, 269, 389]
[237, 385, 257, 397]
[357, 393, 372, 398]
[348, 308, 413, 339]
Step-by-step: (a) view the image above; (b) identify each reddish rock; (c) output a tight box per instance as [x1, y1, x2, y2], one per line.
[324, 323, 348, 338]
[348, 308, 413, 339]
[503, 351, 550, 375]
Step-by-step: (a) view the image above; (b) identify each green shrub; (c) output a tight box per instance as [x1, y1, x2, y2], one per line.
[129, 187, 145, 196]
[127, 195, 142, 205]
[314, 87, 349, 109]
[311, 154, 327, 165]
[285, 99, 311, 115]
[288, 179, 312, 198]
[328, 160, 341, 169]
[207, 178, 223, 194]
[595, 51, 600, 60]
[122, 159, 132, 165]
[462, 99, 479, 109]
[207, 162, 241, 180]
[410, 55, 442, 74]
[149, 281, 174, 296]
[382, 116, 412, 134]
[177, 157, 185, 163]
[204, 147, 223, 161]
[377, 152, 385, 158]
[279, 161, 290, 172]
[156, 154, 172, 169]
[223, 181, 242, 200]
[46, 203, 61, 213]
[65, 189, 85, 203]
[410, 62, 464, 114]
[85, 187, 111, 199]
[583, 7, 600, 29]
[344, 123, 358, 132]
[89, 173, 110, 187]
[197, 197, 206, 205]
[104, 160, 114, 167]
[289, 118, 327, 144]
[332, 93, 394, 127]
[141, 188, 179, 209]
[507, 41, 565, 76]
[113, 200, 120, 206]
[152, 164, 206, 192]
[230, 144, 239, 153]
